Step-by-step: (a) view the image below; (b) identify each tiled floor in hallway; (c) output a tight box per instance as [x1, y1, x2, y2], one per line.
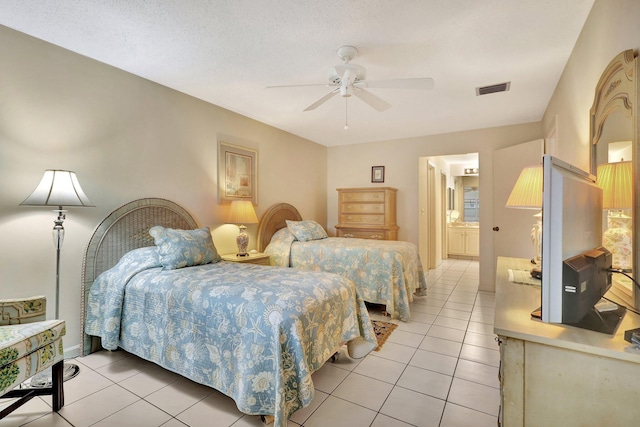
[1, 259, 499, 427]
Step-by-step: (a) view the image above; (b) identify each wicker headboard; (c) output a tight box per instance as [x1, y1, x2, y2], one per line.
[80, 198, 199, 355]
[256, 203, 302, 252]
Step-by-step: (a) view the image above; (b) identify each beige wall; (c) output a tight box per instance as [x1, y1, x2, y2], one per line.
[3, 0, 638, 352]
[0, 26, 327, 354]
[327, 123, 543, 291]
[542, 0, 640, 169]
[327, 0, 640, 292]
[540, 0, 640, 307]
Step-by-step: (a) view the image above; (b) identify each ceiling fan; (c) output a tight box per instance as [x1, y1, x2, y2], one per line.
[267, 45, 435, 113]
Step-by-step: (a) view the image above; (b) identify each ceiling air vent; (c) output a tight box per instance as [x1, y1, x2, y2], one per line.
[476, 82, 511, 96]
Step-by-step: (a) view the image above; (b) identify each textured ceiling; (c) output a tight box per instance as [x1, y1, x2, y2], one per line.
[0, 0, 595, 147]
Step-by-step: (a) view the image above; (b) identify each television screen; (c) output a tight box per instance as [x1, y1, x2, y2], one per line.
[539, 155, 624, 333]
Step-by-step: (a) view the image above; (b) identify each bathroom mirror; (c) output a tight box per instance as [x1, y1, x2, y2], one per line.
[590, 49, 639, 309]
[452, 175, 479, 223]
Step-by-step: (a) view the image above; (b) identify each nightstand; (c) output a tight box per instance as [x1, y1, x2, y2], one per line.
[221, 252, 271, 266]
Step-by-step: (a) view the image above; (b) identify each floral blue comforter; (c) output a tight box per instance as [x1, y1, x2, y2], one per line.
[265, 231, 427, 321]
[85, 247, 376, 427]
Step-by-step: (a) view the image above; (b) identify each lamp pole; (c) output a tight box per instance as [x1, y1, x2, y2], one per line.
[53, 207, 65, 319]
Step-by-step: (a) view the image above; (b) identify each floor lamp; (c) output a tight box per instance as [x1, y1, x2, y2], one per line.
[21, 170, 94, 385]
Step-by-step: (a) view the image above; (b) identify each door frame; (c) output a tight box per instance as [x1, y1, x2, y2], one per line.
[427, 162, 437, 269]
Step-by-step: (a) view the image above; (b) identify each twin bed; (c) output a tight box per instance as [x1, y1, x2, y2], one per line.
[80, 198, 426, 426]
[80, 198, 377, 427]
[257, 203, 427, 321]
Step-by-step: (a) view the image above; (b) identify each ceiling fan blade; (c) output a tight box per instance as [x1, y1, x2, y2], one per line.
[360, 77, 435, 90]
[353, 88, 391, 112]
[266, 83, 333, 89]
[303, 88, 340, 111]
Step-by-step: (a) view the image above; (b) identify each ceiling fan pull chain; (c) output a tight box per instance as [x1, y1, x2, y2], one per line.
[344, 98, 349, 130]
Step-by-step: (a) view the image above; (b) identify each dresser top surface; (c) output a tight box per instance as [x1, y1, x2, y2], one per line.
[495, 257, 640, 364]
[337, 187, 397, 192]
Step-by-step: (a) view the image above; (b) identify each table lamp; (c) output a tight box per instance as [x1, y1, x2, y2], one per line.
[506, 165, 543, 266]
[21, 169, 94, 384]
[227, 200, 258, 256]
[597, 161, 633, 271]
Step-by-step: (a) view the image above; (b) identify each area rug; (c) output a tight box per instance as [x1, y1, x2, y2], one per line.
[372, 319, 397, 351]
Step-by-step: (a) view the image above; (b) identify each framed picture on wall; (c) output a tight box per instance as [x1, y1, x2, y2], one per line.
[218, 141, 258, 205]
[371, 166, 385, 183]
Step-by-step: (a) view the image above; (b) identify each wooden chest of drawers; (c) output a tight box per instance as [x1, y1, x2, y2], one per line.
[335, 187, 398, 240]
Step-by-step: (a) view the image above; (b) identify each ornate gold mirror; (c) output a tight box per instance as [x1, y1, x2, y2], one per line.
[590, 49, 639, 310]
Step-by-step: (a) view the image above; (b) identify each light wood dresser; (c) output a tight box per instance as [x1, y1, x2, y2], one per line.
[495, 257, 640, 427]
[335, 187, 398, 240]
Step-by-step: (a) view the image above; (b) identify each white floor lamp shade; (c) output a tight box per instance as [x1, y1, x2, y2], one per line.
[21, 170, 94, 384]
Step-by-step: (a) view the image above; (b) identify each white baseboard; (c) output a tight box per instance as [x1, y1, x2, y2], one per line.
[64, 344, 81, 359]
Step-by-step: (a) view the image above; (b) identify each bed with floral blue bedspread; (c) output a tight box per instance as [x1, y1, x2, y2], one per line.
[262, 217, 427, 322]
[81, 200, 376, 427]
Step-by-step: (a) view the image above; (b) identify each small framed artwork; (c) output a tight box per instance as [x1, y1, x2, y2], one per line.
[371, 166, 385, 183]
[218, 141, 258, 205]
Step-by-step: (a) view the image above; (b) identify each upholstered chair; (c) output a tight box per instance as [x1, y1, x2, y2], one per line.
[0, 296, 65, 418]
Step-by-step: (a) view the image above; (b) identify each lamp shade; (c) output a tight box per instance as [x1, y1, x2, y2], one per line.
[506, 166, 543, 209]
[21, 170, 94, 207]
[227, 200, 258, 224]
[596, 161, 633, 210]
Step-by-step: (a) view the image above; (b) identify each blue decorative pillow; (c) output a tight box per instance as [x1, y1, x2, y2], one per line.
[149, 226, 221, 269]
[285, 220, 328, 242]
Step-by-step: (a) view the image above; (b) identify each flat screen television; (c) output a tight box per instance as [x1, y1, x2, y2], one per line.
[539, 155, 625, 333]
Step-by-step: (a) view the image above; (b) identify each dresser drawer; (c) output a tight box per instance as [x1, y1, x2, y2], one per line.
[336, 228, 392, 240]
[340, 191, 386, 203]
[342, 203, 385, 214]
[340, 214, 385, 225]
[338, 228, 392, 240]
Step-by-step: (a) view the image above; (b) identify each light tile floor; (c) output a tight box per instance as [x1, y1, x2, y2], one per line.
[1, 259, 499, 427]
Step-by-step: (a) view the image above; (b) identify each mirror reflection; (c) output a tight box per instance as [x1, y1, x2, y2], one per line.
[451, 171, 479, 223]
[590, 49, 637, 308]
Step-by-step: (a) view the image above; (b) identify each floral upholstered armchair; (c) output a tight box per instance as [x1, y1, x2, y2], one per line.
[0, 296, 66, 418]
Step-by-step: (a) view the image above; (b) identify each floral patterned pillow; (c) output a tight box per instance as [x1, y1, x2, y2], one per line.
[285, 220, 328, 242]
[149, 226, 221, 269]
[264, 227, 297, 266]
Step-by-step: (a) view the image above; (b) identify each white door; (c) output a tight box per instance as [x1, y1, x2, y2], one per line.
[493, 139, 544, 260]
